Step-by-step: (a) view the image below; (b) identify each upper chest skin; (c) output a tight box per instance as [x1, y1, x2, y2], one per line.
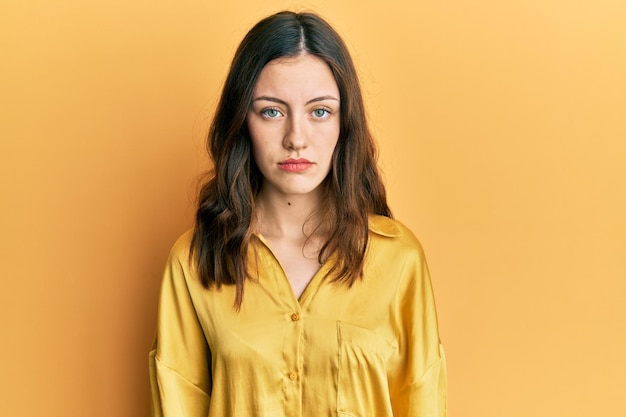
[260, 234, 324, 300]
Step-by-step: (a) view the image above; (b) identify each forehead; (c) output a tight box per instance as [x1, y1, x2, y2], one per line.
[253, 53, 339, 98]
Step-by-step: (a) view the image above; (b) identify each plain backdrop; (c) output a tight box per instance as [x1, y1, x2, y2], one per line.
[1, 0, 625, 416]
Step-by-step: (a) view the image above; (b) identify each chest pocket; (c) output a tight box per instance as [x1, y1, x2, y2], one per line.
[336, 321, 396, 417]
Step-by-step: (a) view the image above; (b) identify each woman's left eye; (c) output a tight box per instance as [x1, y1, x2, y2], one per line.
[312, 108, 331, 119]
[261, 108, 282, 118]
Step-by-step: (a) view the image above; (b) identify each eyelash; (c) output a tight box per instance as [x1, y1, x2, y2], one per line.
[260, 107, 283, 119]
[311, 107, 332, 119]
[259, 107, 333, 120]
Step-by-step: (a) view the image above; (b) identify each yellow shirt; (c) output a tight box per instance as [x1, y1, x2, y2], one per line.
[149, 215, 446, 417]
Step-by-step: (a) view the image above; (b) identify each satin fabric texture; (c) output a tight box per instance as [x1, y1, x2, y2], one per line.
[150, 215, 446, 416]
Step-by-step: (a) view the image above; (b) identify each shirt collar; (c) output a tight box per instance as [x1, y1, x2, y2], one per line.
[368, 215, 400, 237]
[252, 214, 400, 240]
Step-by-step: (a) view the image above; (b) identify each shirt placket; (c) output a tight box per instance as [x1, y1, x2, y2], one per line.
[283, 304, 303, 416]
[255, 236, 305, 415]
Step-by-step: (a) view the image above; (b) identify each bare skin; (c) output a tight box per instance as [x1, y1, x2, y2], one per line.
[247, 54, 340, 299]
[254, 195, 326, 299]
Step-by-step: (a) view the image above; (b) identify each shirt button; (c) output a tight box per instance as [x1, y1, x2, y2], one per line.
[289, 372, 298, 381]
[291, 313, 300, 321]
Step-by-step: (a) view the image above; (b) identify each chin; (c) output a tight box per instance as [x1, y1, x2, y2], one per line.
[280, 187, 321, 197]
[276, 182, 325, 197]
[261, 175, 328, 199]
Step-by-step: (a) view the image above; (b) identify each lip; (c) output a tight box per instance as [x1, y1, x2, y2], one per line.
[278, 158, 313, 173]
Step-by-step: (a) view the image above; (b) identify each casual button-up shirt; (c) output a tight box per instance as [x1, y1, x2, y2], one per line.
[149, 215, 447, 416]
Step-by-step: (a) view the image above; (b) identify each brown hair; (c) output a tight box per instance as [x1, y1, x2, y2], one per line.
[191, 11, 391, 308]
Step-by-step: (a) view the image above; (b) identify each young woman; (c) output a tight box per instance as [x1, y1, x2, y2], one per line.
[150, 11, 446, 417]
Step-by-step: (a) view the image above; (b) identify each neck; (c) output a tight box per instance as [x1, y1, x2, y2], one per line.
[254, 187, 325, 241]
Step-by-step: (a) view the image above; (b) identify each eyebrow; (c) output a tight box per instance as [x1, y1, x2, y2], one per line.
[252, 95, 340, 105]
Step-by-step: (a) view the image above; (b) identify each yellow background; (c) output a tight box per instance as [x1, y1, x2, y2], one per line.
[1, 0, 625, 416]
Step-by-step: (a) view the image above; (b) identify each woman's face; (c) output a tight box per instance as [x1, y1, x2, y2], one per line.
[247, 53, 341, 200]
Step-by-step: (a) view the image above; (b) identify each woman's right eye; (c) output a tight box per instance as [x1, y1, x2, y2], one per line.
[261, 108, 282, 119]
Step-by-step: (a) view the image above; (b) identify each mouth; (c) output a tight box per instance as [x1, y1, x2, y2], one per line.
[278, 158, 313, 173]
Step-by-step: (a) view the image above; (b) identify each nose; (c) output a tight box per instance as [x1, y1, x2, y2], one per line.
[283, 114, 308, 151]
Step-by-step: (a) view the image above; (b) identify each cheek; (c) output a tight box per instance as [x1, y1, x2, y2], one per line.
[250, 138, 265, 168]
[323, 123, 341, 153]
[329, 117, 340, 142]
[247, 118, 264, 162]
[318, 139, 339, 172]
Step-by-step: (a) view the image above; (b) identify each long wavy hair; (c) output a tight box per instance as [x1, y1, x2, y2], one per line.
[191, 11, 392, 308]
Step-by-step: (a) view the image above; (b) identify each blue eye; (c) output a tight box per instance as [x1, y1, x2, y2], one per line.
[312, 108, 330, 118]
[261, 108, 281, 118]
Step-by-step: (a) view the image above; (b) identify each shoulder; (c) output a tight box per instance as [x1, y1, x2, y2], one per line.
[367, 215, 428, 265]
[159, 229, 202, 292]
[368, 215, 424, 249]
[166, 229, 195, 265]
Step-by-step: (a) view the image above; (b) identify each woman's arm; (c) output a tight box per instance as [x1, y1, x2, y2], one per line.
[388, 241, 447, 416]
[149, 234, 212, 417]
